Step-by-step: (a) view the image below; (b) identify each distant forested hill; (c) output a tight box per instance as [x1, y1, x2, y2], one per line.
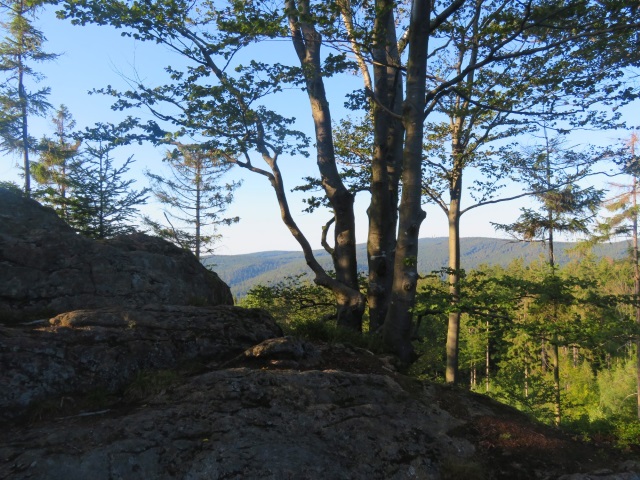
[202, 237, 629, 299]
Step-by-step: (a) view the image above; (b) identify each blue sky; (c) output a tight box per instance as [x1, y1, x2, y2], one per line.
[1, 5, 636, 255]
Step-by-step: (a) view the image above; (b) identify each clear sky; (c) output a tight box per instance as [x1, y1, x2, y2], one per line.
[1, 5, 635, 255]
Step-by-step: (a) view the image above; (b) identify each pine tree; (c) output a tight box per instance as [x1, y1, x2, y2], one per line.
[31, 105, 81, 220]
[144, 142, 240, 260]
[0, 0, 57, 196]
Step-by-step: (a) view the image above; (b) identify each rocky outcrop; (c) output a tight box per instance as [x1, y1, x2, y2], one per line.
[1, 188, 638, 479]
[2, 336, 638, 480]
[0, 305, 282, 422]
[0, 367, 469, 480]
[1, 316, 638, 479]
[0, 188, 233, 323]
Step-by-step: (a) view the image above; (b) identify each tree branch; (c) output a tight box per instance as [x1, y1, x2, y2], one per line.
[321, 216, 335, 256]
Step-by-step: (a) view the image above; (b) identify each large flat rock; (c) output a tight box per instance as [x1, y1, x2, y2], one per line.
[0, 305, 282, 421]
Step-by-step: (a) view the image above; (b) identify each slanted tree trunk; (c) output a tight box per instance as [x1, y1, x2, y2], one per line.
[252, 152, 366, 324]
[287, 0, 364, 330]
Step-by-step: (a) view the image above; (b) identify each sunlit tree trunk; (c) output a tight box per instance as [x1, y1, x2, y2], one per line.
[446, 162, 462, 383]
[633, 169, 640, 421]
[485, 320, 490, 392]
[195, 163, 202, 261]
[287, 0, 364, 330]
[19, 66, 30, 197]
[470, 360, 476, 388]
[541, 128, 561, 426]
[550, 336, 561, 425]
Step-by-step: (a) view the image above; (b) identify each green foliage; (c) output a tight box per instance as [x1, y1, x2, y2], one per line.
[31, 105, 81, 219]
[66, 129, 149, 239]
[611, 418, 640, 450]
[597, 356, 638, 420]
[144, 142, 240, 260]
[0, 0, 58, 194]
[411, 253, 639, 445]
[242, 274, 336, 327]
[409, 312, 447, 382]
[494, 135, 604, 248]
[241, 273, 383, 350]
[0, 179, 23, 194]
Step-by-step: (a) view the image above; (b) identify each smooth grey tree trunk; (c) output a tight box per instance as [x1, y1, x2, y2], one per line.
[383, 0, 429, 363]
[445, 166, 462, 383]
[287, 0, 365, 330]
[367, 0, 403, 332]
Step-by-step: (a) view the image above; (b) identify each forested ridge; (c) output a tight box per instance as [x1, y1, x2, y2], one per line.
[206, 237, 629, 298]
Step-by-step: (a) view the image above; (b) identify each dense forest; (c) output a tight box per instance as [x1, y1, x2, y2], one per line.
[2, 0, 640, 449]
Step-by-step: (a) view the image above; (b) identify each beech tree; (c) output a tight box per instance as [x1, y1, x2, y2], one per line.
[60, 0, 640, 362]
[145, 142, 240, 260]
[0, 0, 57, 196]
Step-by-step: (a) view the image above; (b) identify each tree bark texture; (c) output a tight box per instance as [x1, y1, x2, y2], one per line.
[367, 0, 404, 332]
[287, 0, 364, 329]
[550, 338, 562, 426]
[633, 174, 640, 421]
[445, 163, 463, 383]
[383, 0, 429, 363]
[19, 60, 29, 197]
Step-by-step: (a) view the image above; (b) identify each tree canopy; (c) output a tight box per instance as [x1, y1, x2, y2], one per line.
[57, 0, 640, 362]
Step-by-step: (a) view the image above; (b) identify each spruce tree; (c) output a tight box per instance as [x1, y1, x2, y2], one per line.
[31, 105, 81, 220]
[0, 0, 57, 196]
[592, 133, 640, 420]
[494, 132, 603, 425]
[144, 142, 240, 260]
[67, 137, 148, 239]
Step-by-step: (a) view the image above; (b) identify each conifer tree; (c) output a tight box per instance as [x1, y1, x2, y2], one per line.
[144, 142, 240, 260]
[0, 0, 57, 196]
[31, 105, 81, 220]
[592, 132, 640, 420]
[67, 132, 148, 239]
[494, 132, 603, 425]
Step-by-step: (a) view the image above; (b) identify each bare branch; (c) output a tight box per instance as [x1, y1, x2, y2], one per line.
[336, 0, 373, 92]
